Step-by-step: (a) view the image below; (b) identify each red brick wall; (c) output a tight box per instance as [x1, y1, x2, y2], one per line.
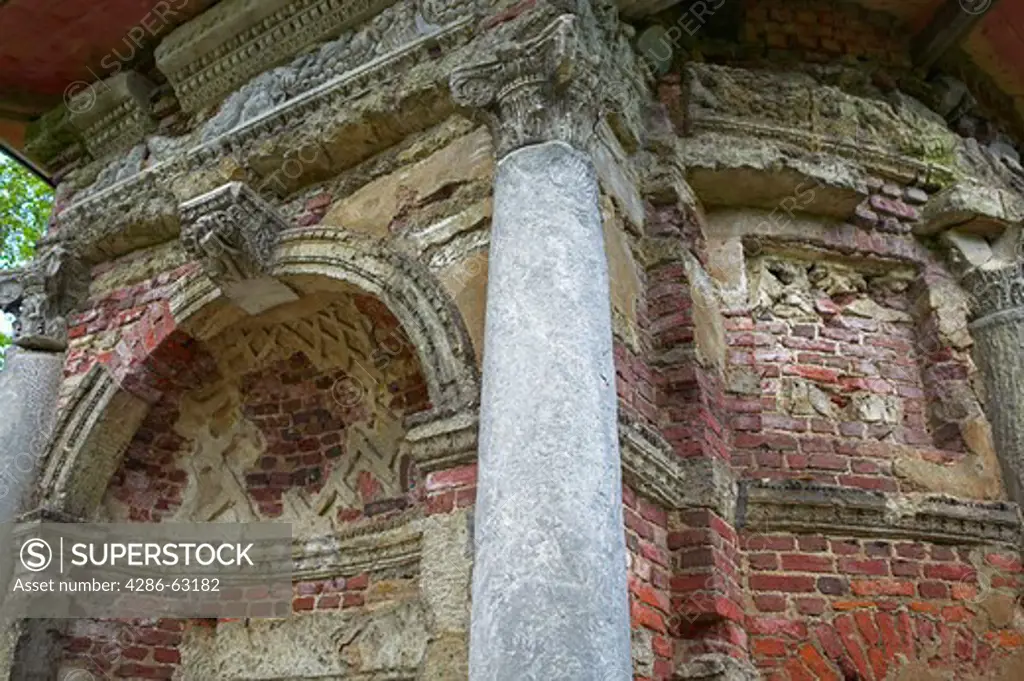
[743, 532, 1023, 679]
[741, 0, 912, 70]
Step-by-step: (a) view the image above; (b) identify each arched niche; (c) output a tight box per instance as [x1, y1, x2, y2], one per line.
[33, 229, 480, 522]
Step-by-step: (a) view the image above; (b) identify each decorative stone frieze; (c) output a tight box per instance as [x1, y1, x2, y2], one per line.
[67, 72, 158, 161]
[0, 244, 88, 352]
[154, 0, 403, 113]
[450, 15, 603, 157]
[738, 480, 1022, 547]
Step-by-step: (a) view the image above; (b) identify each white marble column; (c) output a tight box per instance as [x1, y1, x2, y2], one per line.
[451, 15, 632, 681]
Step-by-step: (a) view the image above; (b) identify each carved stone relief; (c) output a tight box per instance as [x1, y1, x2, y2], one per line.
[179, 181, 299, 314]
[0, 244, 88, 351]
[155, 0, 406, 113]
[450, 14, 603, 157]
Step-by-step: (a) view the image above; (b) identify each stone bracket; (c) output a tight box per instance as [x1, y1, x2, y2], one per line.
[179, 181, 298, 315]
[737, 480, 1022, 547]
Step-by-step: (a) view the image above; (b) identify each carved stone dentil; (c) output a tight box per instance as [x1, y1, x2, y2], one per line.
[0, 244, 88, 352]
[449, 14, 602, 157]
[179, 182, 288, 285]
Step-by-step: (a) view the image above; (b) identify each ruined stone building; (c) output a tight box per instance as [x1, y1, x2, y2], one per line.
[1, 0, 1024, 679]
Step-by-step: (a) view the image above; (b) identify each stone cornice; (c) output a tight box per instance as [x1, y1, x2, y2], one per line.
[738, 480, 1022, 547]
[154, 0, 402, 113]
[67, 72, 158, 160]
[450, 14, 603, 157]
[53, 18, 474, 264]
[618, 416, 738, 517]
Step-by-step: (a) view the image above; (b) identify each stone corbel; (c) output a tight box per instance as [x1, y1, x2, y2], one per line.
[449, 14, 603, 157]
[178, 181, 298, 315]
[0, 244, 88, 352]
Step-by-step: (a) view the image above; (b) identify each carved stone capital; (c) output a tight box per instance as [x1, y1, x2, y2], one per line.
[180, 182, 285, 283]
[449, 14, 602, 157]
[0, 245, 88, 352]
[962, 260, 1024, 322]
[179, 182, 297, 315]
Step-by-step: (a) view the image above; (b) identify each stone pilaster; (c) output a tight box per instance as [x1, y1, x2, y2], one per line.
[450, 13, 632, 681]
[963, 261, 1024, 504]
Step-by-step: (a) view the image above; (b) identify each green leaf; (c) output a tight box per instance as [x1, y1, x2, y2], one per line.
[0, 152, 52, 269]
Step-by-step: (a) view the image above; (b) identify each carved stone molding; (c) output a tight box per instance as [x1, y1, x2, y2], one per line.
[738, 480, 1022, 547]
[292, 525, 422, 581]
[0, 244, 88, 352]
[619, 417, 737, 517]
[273, 228, 481, 414]
[180, 182, 285, 282]
[402, 409, 478, 473]
[449, 14, 603, 157]
[53, 18, 474, 264]
[154, 0, 401, 113]
[67, 72, 158, 161]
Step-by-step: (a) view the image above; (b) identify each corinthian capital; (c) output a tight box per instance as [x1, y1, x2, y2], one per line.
[963, 261, 1024, 321]
[450, 14, 602, 157]
[0, 244, 88, 352]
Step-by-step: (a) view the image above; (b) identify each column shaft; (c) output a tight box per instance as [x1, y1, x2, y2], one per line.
[471, 141, 632, 681]
[971, 309, 1024, 502]
[0, 347, 63, 525]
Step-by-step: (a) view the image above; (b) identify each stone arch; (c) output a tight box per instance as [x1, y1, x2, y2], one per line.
[32, 228, 480, 520]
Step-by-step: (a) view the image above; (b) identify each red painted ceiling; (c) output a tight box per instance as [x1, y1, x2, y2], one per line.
[0, 0, 1023, 145]
[0, 0, 217, 101]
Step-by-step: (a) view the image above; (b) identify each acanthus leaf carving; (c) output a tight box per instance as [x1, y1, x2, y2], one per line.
[0, 243, 88, 352]
[180, 181, 288, 286]
[963, 260, 1024, 322]
[449, 14, 602, 157]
